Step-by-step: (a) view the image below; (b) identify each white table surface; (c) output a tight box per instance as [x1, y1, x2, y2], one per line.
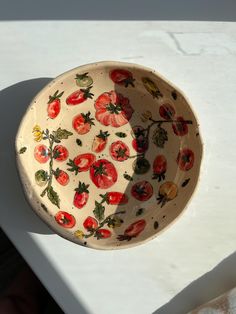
[1, 21, 236, 314]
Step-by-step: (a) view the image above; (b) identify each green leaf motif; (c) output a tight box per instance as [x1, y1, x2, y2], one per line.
[136, 208, 144, 216]
[47, 186, 60, 208]
[123, 174, 133, 181]
[53, 128, 73, 141]
[76, 139, 82, 146]
[115, 132, 127, 138]
[67, 159, 80, 175]
[93, 201, 105, 222]
[152, 126, 168, 148]
[19, 147, 27, 154]
[41, 203, 48, 213]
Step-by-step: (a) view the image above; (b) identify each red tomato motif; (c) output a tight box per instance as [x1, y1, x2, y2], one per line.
[117, 219, 146, 241]
[159, 104, 175, 120]
[73, 153, 96, 172]
[92, 130, 109, 153]
[55, 211, 76, 228]
[47, 99, 60, 119]
[55, 170, 69, 186]
[132, 138, 149, 153]
[95, 229, 111, 239]
[100, 192, 128, 205]
[131, 126, 148, 153]
[73, 181, 89, 209]
[124, 219, 146, 237]
[66, 87, 94, 105]
[34, 145, 50, 163]
[110, 141, 130, 161]
[90, 159, 118, 189]
[47, 90, 63, 119]
[131, 181, 153, 201]
[83, 216, 98, 230]
[73, 112, 95, 135]
[153, 155, 167, 181]
[177, 148, 194, 171]
[94, 91, 134, 128]
[110, 69, 135, 87]
[53, 145, 69, 161]
[172, 116, 188, 136]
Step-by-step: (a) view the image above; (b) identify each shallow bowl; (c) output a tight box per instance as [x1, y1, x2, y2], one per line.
[16, 61, 203, 250]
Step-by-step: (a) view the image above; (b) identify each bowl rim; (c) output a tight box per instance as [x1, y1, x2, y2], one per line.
[15, 60, 204, 250]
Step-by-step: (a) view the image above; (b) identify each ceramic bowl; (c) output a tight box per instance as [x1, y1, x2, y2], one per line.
[16, 61, 202, 250]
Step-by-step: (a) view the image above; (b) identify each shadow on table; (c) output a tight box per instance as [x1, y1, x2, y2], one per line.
[0, 78, 54, 235]
[0, 78, 90, 314]
[154, 250, 236, 314]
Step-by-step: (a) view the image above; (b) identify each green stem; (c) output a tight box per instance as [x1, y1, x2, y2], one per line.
[84, 211, 126, 239]
[140, 118, 192, 158]
[40, 135, 55, 197]
[149, 118, 192, 124]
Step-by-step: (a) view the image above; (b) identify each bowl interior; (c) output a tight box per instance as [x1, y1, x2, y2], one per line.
[16, 61, 202, 250]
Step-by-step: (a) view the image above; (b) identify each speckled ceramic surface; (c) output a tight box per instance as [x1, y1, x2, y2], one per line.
[15, 61, 202, 250]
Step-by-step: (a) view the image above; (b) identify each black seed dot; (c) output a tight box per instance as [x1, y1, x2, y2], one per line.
[171, 91, 177, 100]
[196, 132, 199, 137]
[162, 215, 166, 219]
[182, 178, 190, 187]
[154, 221, 159, 229]
[84, 242, 87, 245]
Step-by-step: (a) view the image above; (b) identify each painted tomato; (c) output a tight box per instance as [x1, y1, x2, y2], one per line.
[132, 157, 150, 175]
[73, 182, 89, 209]
[172, 116, 188, 136]
[94, 90, 134, 127]
[47, 90, 63, 119]
[83, 216, 98, 230]
[54, 169, 69, 186]
[125, 219, 146, 237]
[157, 181, 178, 207]
[35, 170, 48, 186]
[110, 69, 135, 87]
[153, 155, 167, 181]
[131, 126, 148, 153]
[66, 87, 94, 105]
[53, 145, 69, 161]
[117, 219, 146, 241]
[142, 77, 162, 98]
[132, 138, 149, 153]
[131, 125, 146, 138]
[131, 181, 153, 201]
[159, 103, 175, 120]
[95, 229, 111, 239]
[110, 141, 130, 161]
[73, 112, 95, 135]
[177, 148, 194, 171]
[34, 145, 50, 163]
[92, 130, 110, 153]
[90, 159, 118, 189]
[74, 153, 96, 172]
[100, 192, 128, 205]
[75, 72, 93, 87]
[55, 211, 76, 228]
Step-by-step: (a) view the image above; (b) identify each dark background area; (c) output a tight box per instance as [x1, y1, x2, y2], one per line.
[0, 0, 235, 21]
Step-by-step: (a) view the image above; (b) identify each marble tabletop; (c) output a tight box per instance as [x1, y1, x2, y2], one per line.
[1, 21, 236, 314]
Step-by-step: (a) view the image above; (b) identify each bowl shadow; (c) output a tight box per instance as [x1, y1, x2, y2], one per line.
[0, 78, 54, 235]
